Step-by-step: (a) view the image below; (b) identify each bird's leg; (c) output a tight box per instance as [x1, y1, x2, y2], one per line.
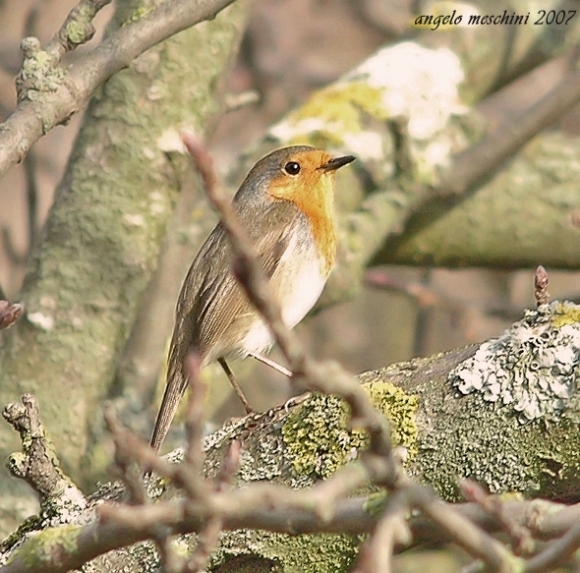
[248, 352, 292, 377]
[248, 353, 312, 411]
[218, 357, 254, 414]
[248, 353, 311, 409]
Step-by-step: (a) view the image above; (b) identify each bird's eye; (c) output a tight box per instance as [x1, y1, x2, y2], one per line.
[284, 161, 301, 175]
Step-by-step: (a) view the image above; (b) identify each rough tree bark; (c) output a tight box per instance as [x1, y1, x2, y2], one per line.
[1, 298, 579, 572]
[0, 0, 249, 535]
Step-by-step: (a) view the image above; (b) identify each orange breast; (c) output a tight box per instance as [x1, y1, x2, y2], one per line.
[267, 169, 337, 276]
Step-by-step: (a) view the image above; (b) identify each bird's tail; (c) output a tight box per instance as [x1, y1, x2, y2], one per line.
[149, 345, 189, 452]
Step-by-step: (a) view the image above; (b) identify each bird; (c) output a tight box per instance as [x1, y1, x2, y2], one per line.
[150, 145, 355, 452]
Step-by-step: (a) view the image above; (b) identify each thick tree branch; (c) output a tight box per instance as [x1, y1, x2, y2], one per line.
[3, 389, 580, 572]
[440, 63, 580, 197]
[0, 0, 239, 180]
[2, 394, 83, 502]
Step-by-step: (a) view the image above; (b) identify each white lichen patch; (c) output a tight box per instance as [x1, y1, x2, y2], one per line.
[149, 191, 166, 216]
[343, 42, 465, 140]
[450, 301, 580, 422]
[268, 41, 466, 178]
[343, 131, 384, 162]
[43, 484, 88, 528]
[157, 127, 187, 154]
[123, 213, 145, 227]
[27, 311, 55, 331]
[26, 298, 56, 330]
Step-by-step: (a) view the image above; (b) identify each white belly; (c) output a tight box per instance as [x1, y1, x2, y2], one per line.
[241, 233, 328, 354]
[279, 254, 326, 328]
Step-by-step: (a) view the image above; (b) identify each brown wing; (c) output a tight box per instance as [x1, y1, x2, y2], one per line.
[150, 199, 304, 451]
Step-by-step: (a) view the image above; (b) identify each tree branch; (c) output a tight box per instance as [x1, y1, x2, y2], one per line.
[0, 0, 239, 180]
[440, 63, 580, 197]
[0, 300, 23, 330]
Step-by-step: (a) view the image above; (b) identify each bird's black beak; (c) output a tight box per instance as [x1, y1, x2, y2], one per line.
[318, 154, 356, 172]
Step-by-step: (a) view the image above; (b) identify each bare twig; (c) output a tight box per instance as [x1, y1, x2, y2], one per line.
[525, 521, 580, 573]
[2, 394, 86, 507]
[16, 0, 113, 105]
[365, 266, 532, 323]
[105, 354, 230, 572]
[4, 464, 580, 573]
[0, 300, 23, 329]
[103, 404, 149, 505]
[1, 226, 26, 265]
[45, 0, 112, 60]
[104, 404, 186, 571]
[191, 439, 242, 571]
[460, 479, 533, 556]
[534, 265, 550, 307]
[186, 516, 223, 572]
[414, 487, 517, 572]
[351, 490, 412, 573]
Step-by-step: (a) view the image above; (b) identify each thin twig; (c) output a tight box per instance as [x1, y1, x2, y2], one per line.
[460, 479, 533, 556]
[103, 404, 149, 505]
[45, 0, 112, 61]
[525, 521, 580, 573]
[414, 488, 517, 571]
[186, 516, 223, 572]
[0, 300, 23, 329]
[534, 265, 550, 307]
[351, 490, 412, 573]
[1, 226, 26, 265]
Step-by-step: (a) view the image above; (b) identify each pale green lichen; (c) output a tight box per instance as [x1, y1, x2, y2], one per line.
[121, 6, 155, 25]
[17, 49, 66, 101]
[282, 382, 418, 479]
[363, 380, 419, 458]
[450, 300, 580, 422]
[269, 82, 387, 153]
[551, 301, 580, 328]
[263, 531, 360, 573]
[9, 525, 81, 566]
[295, 82, 387, 125]
[282, 393, 352, 478]
[214, 529, 360, 573]
[65, 21, 87, 45]
[1, 482, 86, 564]
[0, 516, 43, 561]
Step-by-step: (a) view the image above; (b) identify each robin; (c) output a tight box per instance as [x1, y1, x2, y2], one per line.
[150, 145, 355, 452]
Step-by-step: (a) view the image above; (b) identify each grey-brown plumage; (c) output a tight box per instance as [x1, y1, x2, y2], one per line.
[150, 146, 354, 452]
